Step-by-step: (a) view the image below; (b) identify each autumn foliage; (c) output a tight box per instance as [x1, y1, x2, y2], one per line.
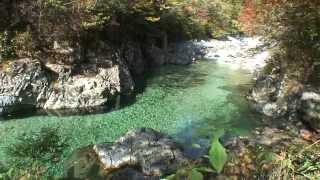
[238, 0, 257, 34]
[239, 0, 320, 82]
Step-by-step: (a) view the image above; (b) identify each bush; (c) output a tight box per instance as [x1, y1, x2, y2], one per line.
[0, 31, 16, 61]
[248, 0, 320, 82]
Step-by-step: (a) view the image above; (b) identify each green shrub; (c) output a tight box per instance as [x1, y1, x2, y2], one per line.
[254, 0, 320, 82]
[0, 31, 16, 61]
[166, 130, 228, 179]
[13, 29, 36, 58]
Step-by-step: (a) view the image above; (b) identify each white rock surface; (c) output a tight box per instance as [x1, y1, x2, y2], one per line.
[195, 36, 270, 73]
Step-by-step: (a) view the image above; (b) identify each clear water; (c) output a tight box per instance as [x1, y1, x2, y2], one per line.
[0, 60, 262, 175]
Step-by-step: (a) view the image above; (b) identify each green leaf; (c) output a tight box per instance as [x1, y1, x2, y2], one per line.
[209, 136, 228, 173]
[189, 169, 203, 180]
[163, 174, 176, 180]
[195, 166, 215, 173]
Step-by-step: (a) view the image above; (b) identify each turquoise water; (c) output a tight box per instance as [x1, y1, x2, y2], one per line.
[0, 60, 262, 176]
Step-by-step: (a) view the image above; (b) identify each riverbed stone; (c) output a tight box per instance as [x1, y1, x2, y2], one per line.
[93, 128, 189, 177]
[300, 91, 320, 130]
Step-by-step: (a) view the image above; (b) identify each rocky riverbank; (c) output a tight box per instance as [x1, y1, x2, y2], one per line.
[0, 39, 206, 117]
[248, 64, 320, 132]
[0, 36, 270, 117]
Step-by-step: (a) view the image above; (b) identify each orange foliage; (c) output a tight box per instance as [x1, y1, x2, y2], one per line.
[238, 0, 283, 35]
[238, 0, 257, 34]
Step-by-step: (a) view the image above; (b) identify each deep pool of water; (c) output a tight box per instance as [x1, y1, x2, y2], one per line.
[0, 60, 263, 176]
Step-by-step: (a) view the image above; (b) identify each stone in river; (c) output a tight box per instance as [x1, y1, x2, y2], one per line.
[93, 128, 190, 177]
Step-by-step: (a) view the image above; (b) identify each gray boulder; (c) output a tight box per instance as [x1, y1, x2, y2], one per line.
[93, 128, 189, 177]
[43, 65, 125, 110]
[300, 91, 320, 130]
[0, 53, 135, 115]
[0, 58, 50, 115]
[249, 72, 303, 117]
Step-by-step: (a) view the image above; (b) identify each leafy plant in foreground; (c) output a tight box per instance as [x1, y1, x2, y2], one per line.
[208, 130, 228, 173]
[165, 130, 228, 179]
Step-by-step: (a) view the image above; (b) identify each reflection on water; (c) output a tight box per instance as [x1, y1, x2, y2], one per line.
[0, 60, 263, 176]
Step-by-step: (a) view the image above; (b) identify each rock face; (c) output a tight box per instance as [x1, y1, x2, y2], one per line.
[0, 54, 134, 115]
[0, 38, 206, 116]
[0, 59, 50, 115]
[43, 65, 123, 110]
[145, 45, 168, 66]
[249, 68, 320, 131]
[166, 41, 206, 65]
[249, 72, 303, 118]
[122, 41, 146, 75]
[93, 128, 189, 177]
[145, 41, 206, 66]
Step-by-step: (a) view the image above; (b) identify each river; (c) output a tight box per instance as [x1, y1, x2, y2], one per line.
[0, 58, 264, 176]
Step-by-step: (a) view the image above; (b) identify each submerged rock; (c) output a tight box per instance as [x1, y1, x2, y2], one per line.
[64, 147, 106, 179]
[93, 128, 189, 177]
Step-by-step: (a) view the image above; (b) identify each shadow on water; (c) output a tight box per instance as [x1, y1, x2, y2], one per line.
[0, 95, 135, 121]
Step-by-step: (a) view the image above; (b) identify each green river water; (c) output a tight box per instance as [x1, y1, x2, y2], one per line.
[0, 60, 263, 176]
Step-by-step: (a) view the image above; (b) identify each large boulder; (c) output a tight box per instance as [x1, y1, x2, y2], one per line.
[249, 72, 303, 117]
[300, 91, 320, 131]
[0, 48, 135, 115]
[93, 128, 190, 177]
[43, 65, 124, 110]
[43, 43, 135, 110]
[0, 58, 49, 116]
